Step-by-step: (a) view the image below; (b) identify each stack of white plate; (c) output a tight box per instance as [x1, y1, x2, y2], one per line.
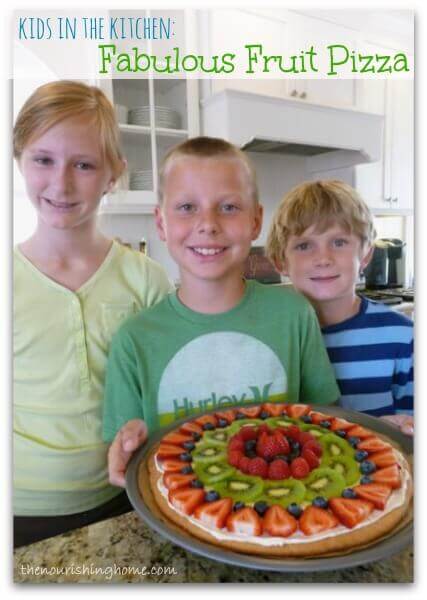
[114, 104, 128, 124]
[128, 105, 181, 129]
[129, 170, 153, 191]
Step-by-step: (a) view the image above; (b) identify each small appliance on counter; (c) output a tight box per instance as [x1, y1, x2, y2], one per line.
[364, 238, 406, 290]
[244, 246, 281, 284]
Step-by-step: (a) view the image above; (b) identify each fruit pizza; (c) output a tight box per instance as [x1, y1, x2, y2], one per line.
[145, 403, 413, 557]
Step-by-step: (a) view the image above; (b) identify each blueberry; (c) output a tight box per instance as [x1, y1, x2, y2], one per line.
[348, 436, 361, 448]
[360, 460, 376, 475]
[312, 496, 329, 509]
[301, 415, 312, 424]
[191, 432, 201, 441]
[360, 475, 372, 484]
[203, 422, 215, 431]
[354, 450, 369, 462]
[342, 488, 358, 499]
[320, 420, 331, 429]
[233, 501, 246, 512]
[254, 501, 269, 516]
[217, 418, 228, 428]
[287, 503, 302, 518]
[191, 479, 204, 488]
[180, 465, 193, 474]
[180, 452, 192, 462]
[335, 429, 347, 438]
[275, 454, 290, 463]
[244, 440, 257, 453]
[246, 450, 257, 459]
[182, 441, 195, 451]
[260, 411, 270, 420]
[291, 441, 301, 452]
[205, 490, 220, 502]
[235, 412, 246, 420]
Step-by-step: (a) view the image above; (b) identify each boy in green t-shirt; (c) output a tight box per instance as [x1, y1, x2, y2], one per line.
[103, 137, 340, 487]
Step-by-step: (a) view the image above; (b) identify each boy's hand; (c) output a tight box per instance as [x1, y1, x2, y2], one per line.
[108, 419, 148, 487]
[380, 414, 414, 436]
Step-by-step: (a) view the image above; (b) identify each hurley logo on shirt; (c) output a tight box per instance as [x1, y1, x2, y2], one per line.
[156, 383, 288, 426]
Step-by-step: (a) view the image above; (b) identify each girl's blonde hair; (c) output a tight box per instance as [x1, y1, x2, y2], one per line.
[266, 180, 376, 269]
[158, 136, 259, 204]
[13, 80, 125, 180]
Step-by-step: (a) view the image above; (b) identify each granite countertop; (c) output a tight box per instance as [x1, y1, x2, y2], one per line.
[14, 511, 413, 583]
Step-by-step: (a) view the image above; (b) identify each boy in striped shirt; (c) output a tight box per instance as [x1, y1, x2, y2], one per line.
[266, 180, 413, 435]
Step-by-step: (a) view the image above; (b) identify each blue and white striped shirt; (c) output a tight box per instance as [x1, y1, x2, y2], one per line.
[322, 297, 413, 417]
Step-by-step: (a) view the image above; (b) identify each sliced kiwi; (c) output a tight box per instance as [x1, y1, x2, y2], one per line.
[194, 461, 236, 484]
[303, 467, 346, 500]
[215, 474, 265, 502]
[227, 419, 263, 435]
[299, 423, 327, 439]
[259, 479, 306, 508]
[324, 455, 361, 486]
[321, 433, 354, 461]
[264, 417, 297, 429]
[202, 429, 231, 447]
[191, 443, 226, 464]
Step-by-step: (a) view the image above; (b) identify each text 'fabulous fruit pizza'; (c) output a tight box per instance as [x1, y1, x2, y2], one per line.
[145, 403, 413, 557]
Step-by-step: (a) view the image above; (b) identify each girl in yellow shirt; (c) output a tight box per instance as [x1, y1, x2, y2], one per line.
[13, 81, 172, 546]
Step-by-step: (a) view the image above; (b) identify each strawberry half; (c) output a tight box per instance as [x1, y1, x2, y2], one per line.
[226, 507, 263, 536]
[194, 498, 233, 529]
[163, 472, 196, 491]
[302, 446, 320, 469]
[371, 464, 402, 489]
[370, 449, 397, 468]
[157, 444, 187, 460]
[346, 425, 375, 440]
[162, 431, 194, 446]
[228, 436, 245, 452]
[180, 421, 203, 437]
[286, 404, 311, 419]
[353, 482, 392, 510]
[329, 497, 374, 528]
[330, 417, 354, 432]
[228, 449, 244, 467]
[239, 425, 259, 441]
[273, 429, 290, 454]
[303, 438, 323, 457]
[160, 458, 189, 473]
[357, 437, 392, 453]
[263, 505, 298, 537]
[299, 506, 338, 535]
[168, 487, 205, 515]
[215, 410, 237, 424]
[261, 402, 287, 417]
[236, 406, 262, 418]
[309, 411, 332, 425]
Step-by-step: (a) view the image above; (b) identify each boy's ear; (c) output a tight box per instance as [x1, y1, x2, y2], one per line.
[360, 244, 374, 271]
[251, 203, 263, 240]
[154, 205, 167, 241]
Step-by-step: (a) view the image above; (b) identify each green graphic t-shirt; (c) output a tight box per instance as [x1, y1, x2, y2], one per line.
[103, 281, 340, 439]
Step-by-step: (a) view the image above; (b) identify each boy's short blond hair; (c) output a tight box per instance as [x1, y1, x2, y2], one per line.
[13, 80, 125, 180]
[158, 136, 259, 204]
[266, 180, 376, 269]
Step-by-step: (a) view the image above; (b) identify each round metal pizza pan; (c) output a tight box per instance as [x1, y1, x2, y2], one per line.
[126, 405, 413, 573]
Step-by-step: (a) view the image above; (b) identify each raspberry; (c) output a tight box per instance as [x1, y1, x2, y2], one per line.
[302, 446, 320, 469]
[290, 457, 310, 479]
[268, 459, 291, 480]
[228, 450, 243, 467]
[247, 457, 269, 478]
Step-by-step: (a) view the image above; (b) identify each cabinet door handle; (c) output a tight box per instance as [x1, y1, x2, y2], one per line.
[384, 196, 391, 203]
[290, 89, 298, 97]
[299, 92, 307, 99]
[392, 197, 398, 203]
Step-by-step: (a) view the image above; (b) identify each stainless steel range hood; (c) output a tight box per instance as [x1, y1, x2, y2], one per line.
[201, 89, 384, 169]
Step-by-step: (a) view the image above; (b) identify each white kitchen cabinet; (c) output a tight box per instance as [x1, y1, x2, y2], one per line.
[97, 10, 200, 215]
[354, 77, 413, 214]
